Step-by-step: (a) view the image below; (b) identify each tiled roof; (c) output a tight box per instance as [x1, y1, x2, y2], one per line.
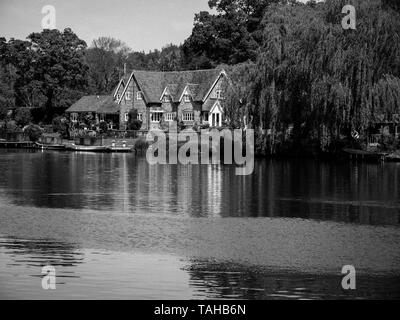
[131, 69, 222, 103]
[66, 95, 118, 114]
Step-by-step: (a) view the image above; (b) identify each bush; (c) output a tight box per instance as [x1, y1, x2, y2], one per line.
[378, 134, 400, 152]
[128, 119, 142, 131]
[127, 109, 142, 130]
[52, 116, 69, 138]
[99, 121, 108, 133]
[24, 124, 43, 142]
[0, 106, 9, 120]
[5, 120, 20, 132]
[14, 108, 32, 127]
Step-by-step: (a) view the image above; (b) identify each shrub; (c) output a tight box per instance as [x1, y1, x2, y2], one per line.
[24, 124, 43, 142]
[127, 109, 142, 130]
[14, 108, 32, 127]
[99, 121, 108, 133]
[52, 116, 69, 138]
[5, 120, 20, 132]
[128, 119, 142, 131]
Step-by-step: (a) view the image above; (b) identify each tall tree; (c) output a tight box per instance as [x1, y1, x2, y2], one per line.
[25, 28, 88, 120]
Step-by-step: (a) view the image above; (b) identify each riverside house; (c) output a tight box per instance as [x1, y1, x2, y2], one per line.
[66, 68, 228, 131]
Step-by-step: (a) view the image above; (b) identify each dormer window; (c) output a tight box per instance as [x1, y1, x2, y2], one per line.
[163, 95, 171, 102]
[137, 91, 143, 100]
[184, 94, 190, 102]
[125, 92, 132, 100]
[116, 94, 121, 101]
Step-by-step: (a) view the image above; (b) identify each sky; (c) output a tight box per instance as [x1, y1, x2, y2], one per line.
[0, 0, 312, 52]
[0, 0, 211, 52]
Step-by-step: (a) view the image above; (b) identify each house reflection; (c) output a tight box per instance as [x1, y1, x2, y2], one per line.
[0, 151, 399, 225]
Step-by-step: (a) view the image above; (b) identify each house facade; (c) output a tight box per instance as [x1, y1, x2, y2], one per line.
[66, 68, 228, 131]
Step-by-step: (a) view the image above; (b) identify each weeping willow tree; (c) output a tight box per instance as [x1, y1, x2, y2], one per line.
[226, 0, 400, 155]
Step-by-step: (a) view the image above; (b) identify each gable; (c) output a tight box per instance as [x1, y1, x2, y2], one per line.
[210, 101, 223, 114]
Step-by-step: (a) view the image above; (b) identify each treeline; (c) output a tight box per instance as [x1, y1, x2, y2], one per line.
[1, 0, 400, 156]
[221, 0, 400, 155]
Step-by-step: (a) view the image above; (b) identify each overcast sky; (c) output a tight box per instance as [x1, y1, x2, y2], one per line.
[0, 0, 311, 52]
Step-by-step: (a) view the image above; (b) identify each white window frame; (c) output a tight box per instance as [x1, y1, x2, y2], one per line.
[124, 112, 129, 122]
[116, 94, 121, 101]
[125, 92, 132, 100]
[137, 91, 143, 100]
[165, 113, 174, 122]
[184, 94, 190, 102]
[137, 113, 143, 121]
[182, 112, 194, 122]
[163, 95, 171, 102]
[151, 111, 163, 123]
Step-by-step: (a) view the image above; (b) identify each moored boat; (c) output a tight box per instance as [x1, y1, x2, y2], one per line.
[342, 148, 387, 161]
[386, 153, 400, 162]
[35, 142, 66, 151]
[67, 144, 108, 152]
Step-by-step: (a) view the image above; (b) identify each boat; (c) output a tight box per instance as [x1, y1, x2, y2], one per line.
[35, 142, 66, 151]
[385, 153, 400, 162]
[67, 144, 108, 152]
[342, 148, 387, 161]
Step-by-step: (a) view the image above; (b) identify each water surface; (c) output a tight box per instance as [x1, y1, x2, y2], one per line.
[0, 150, 399, 299]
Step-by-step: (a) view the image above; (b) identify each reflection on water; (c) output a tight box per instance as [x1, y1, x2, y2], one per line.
[0, 151, 399, 299]
[1, 236, 399, 300]
[0, 151, 399, 225]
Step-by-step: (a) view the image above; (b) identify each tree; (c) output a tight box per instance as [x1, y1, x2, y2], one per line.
[127, 109, 142, 130]
[182, 0, 280, 69]
[86, 37, 131, 94]
[14, 108, 32, 127]
[16, 28, 89, 121]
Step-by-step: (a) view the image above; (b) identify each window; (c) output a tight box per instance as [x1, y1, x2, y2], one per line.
[184, 94, 190, 102]
[124, 113, 129, 122]
[137, 113, 143, 121]
[182, 112, 194, 121]
[71, 113, 78, 122]
[203, 112, 209, 122]
[215, 89, 223, 99]
[137, 91, 143, 100]
[151, 112, 163, 123]
[125, 92, 132, 100]
[99, 114, 105, 121]
[165, 113, 174, 121]
[116, 94, 121, 100]
[163, 95, 171, 102]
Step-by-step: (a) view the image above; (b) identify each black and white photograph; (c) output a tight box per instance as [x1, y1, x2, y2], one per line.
[0, 0, 400, 305]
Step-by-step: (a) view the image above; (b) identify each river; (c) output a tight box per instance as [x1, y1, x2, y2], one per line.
[0, 150, 399, 299]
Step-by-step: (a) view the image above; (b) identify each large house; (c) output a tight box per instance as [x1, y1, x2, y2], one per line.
[66, 68, 228, 130]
